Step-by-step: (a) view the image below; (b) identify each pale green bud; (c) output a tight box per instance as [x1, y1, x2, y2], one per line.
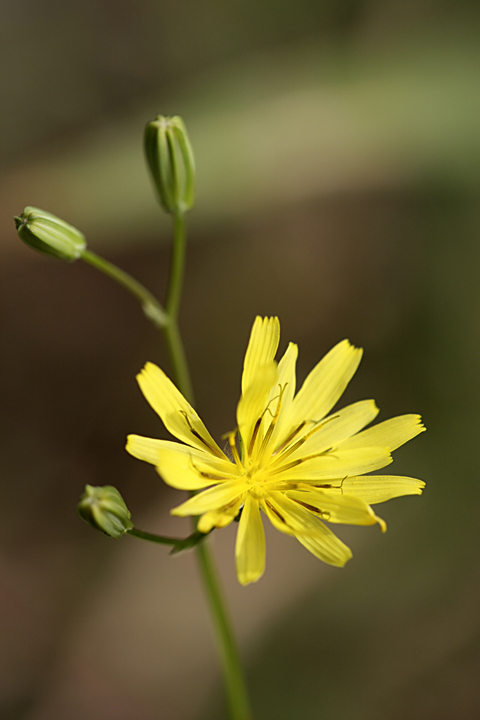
[144, 115, 195, 214]
[14, 207, 86, 261]
[77, 485, 133, 539]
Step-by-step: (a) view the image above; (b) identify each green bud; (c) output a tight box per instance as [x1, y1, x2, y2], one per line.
[77, 485, 133, 539]
[144, 115, 195, 214]
[14, 207, 86, 261]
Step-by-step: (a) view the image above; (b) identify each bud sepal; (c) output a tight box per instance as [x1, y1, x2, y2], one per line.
[15, 207, 86, 261]
[144, 115, 195, 214]
[77, 485, 133, 538]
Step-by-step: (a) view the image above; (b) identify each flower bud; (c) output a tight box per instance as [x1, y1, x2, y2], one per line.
[77, 485, 133, 538]
[144, 115, 195, 214]
[14, 207, 86, 261]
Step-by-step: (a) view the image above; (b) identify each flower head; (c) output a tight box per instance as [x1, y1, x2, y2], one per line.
[14, 206, 86, 261]
[144, 115, 195, 214]
[77, 484, 133, 538]
[127, 317, 425, 585]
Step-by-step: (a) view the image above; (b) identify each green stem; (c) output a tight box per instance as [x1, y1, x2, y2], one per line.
[128, 527, 207, 554]
[81, 249, 169, 330]
[165, 212, 187, 320]
[163, 317, 195, 406]
[161, 213, 195, 405]
[197, 540, 253, 720]
[162, 211, 251, 719]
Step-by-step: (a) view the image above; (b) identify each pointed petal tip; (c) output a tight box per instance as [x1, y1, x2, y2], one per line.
[416, 416, 427, 432]
[125, 434, 139, 454]
[339, 547, 353, 566]
[252, 315, 280, 329]
[238, 569, 265, 586]
[136, 361, 158, 386]
[341, 338, 363, 355]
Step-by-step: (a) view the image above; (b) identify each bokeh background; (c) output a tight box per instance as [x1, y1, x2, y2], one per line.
[2, 1, 480, 718]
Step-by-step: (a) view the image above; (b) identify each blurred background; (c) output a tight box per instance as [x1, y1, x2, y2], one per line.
[1, 0, 480, 718]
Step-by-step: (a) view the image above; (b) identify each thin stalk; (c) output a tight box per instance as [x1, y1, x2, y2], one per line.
[197, 540, 253, 720]
[129, 527, 207, 554]
[81, 249, 168, 330]
[165, 212, 187, 320]
[162, 211, 251, 720]
[162, 212, 195, 405]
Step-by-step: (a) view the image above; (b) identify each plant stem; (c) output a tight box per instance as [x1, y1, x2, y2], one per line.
[81, 249, 169, 330]
[197, 540, 253, 720]
[129, 527, 207, 554]
[166, 212, 187, 320]
[162, 211, 251, 720]
[162, 213, 195, 405]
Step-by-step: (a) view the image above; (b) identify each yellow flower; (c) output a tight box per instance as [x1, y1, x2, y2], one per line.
[127, 317, 425, 585]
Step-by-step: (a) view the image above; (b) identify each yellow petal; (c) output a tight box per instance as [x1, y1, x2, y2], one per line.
[296, 528, 352, 567]
[286, 339, 362, 430]
[341, 475, 426, 505]
[283, 400, 379, 460]
[126, 435, 190, 465]
[266, 493, 352, 565]
[270, 446, 392, 482]
[285, 488, 385, 530]
[235, 495, 266, 585]
[276, 342, 298, 406]
[263, 492, 322, 536]
[241, 316, 280, 395]
[171, 478, 247, 516]
[137, 362, 226, 457]
[156, 446, 238, 490]
[197, 499, 242, 533]
[237, 362, 278, 451]
[261, 499, 296, 535]
[340, 414, 425, 452]
[262, 342, 299, 455]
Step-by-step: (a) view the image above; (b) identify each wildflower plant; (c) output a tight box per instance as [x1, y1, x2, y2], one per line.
[15, 115, 425, 720]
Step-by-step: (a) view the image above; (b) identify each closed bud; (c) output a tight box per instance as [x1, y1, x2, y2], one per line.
[144, 115, 195, 214]
[77, 485, 133, 539]
[14, 207, 86, 261]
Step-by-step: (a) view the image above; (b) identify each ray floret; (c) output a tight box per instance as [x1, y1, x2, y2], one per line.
[127, 316, 426, 585]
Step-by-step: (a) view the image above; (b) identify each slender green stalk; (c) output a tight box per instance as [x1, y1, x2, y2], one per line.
[197, 540, 253, 720]
[129, 527, 207, 554]
[162, 211, 252, 720]
[161, 213, 195, 404]
[166, 212, 187, 320]
[163, 311, 195, 406]
[81, 249, 169, 330]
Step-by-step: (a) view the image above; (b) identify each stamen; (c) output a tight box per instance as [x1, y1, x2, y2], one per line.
[272, 421, 307, 455]
[310, 477, 347, 492]
[267, 458, 304, 476]
[267, 448, 333, 477]
[247, 384, 287, 458]
[265, 500, 288, 526]
[271, 415, 340, 464]
[180, 411, 224, 458]
[190, 457, 229, 481]
[292, 498, 331, 520]
[256, 384, 288, 460]
[248, 417, 263, 457]
[228, 430, 243, 471]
